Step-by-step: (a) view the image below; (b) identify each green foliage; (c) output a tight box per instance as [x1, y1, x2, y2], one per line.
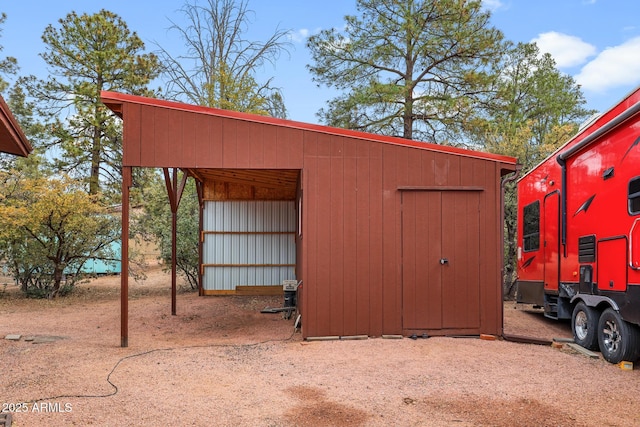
[307, 0, 506, 142]
[158, 0, 291, 116]
[464, 42, 594, 298]
[0, 13, 22, 169]
[0, 13, 17, 94]
[24, 9, 161, 199]
[467, 42, 594, 170]
[133, 172, 200, 290]
[0, 172, 120, 298]
[0, 84, 55, 173]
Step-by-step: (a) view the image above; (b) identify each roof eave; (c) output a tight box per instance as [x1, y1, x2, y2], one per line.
[0, 94, 32, 157]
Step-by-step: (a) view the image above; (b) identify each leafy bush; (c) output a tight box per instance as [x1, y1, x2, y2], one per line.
[0, 171, 119, 298]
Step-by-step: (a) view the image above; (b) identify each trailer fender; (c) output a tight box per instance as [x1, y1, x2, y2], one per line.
[571, 294, 619, 311]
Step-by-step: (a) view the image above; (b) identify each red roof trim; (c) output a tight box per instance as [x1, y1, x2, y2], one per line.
[0, 94, 32, 157]
[101, 90, 517, 165]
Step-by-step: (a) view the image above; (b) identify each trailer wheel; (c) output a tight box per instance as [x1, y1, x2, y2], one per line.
[597, 308, 640, 364]
[572, 302, 599, 350]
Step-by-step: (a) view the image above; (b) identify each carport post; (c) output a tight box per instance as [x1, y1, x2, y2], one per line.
[163, 168, 187, 316]
[171, 182, 177, 316]
[121, 166, 131, 348]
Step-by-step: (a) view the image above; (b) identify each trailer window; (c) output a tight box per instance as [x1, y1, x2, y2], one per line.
[630, 177, 640, 215]
[523, 201, 540, 251]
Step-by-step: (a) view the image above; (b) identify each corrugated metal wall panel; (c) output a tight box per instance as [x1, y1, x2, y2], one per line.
[202, 201, 296, 290]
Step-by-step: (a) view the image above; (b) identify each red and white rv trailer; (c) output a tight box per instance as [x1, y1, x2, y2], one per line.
[516, 86, 640, 363]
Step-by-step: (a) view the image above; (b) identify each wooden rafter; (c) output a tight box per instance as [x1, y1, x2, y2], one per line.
[197, 169, 298, 190]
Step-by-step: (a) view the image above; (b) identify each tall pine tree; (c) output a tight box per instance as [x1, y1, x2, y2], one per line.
[26, 10, 160, 198]
[307, 0, 505, 142]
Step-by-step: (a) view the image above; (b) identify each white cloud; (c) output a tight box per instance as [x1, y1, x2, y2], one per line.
[532, 31, 596, 68]
[482, 0, 504, 11]
[575, 36, 640, 92]
[290, 28, 310, 44]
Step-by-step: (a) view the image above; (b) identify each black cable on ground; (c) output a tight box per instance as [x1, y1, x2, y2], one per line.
[30, 330, 297, 403]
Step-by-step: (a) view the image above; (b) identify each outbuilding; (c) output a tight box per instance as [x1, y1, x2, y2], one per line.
[0, 94, 31, 158]
[101, 92, 517, 345]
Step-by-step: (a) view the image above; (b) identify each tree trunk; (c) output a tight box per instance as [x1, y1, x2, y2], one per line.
[89, 78, 104, 195]
[50, 265, 64, 299]
[403, 103, 413, 140]
[89, 124, 102, 195]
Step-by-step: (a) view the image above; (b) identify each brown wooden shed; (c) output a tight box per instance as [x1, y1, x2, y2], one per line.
[101, 91, 517, 345]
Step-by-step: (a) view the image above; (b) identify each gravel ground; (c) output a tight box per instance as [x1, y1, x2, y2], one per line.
[1, 268, 639, 427]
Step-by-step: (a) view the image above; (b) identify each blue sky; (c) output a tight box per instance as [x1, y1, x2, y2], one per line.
[2, 0, 640, 125]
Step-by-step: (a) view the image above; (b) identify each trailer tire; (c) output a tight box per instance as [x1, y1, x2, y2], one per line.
[572, 302, 599, 350]
[597, 308, 640, 364]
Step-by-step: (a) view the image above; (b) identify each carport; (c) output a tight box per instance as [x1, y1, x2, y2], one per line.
[101, 91, 517, 347]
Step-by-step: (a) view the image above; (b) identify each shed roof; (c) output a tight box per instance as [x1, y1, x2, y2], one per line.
[101, 91, 517, 167]
[0, 94, 31, 157]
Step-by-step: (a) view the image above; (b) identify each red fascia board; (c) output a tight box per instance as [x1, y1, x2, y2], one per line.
[101, 90, 517, 166]
[0, 94, 32, 157]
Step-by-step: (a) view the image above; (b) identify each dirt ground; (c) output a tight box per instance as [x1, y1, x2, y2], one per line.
[1, 267, 639, 427]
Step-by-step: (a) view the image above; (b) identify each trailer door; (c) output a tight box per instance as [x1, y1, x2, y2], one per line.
[543, 192, 560, 293]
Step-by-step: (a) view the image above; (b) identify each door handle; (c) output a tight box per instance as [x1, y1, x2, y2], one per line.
[440, 258, 449, 265]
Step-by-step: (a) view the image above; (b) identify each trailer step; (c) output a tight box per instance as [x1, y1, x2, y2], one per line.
[544, 295, 559, 319]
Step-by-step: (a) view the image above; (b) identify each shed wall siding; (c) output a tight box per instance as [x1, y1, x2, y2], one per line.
[122, 103, 304, 169]
[301, 136, 504, 337]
